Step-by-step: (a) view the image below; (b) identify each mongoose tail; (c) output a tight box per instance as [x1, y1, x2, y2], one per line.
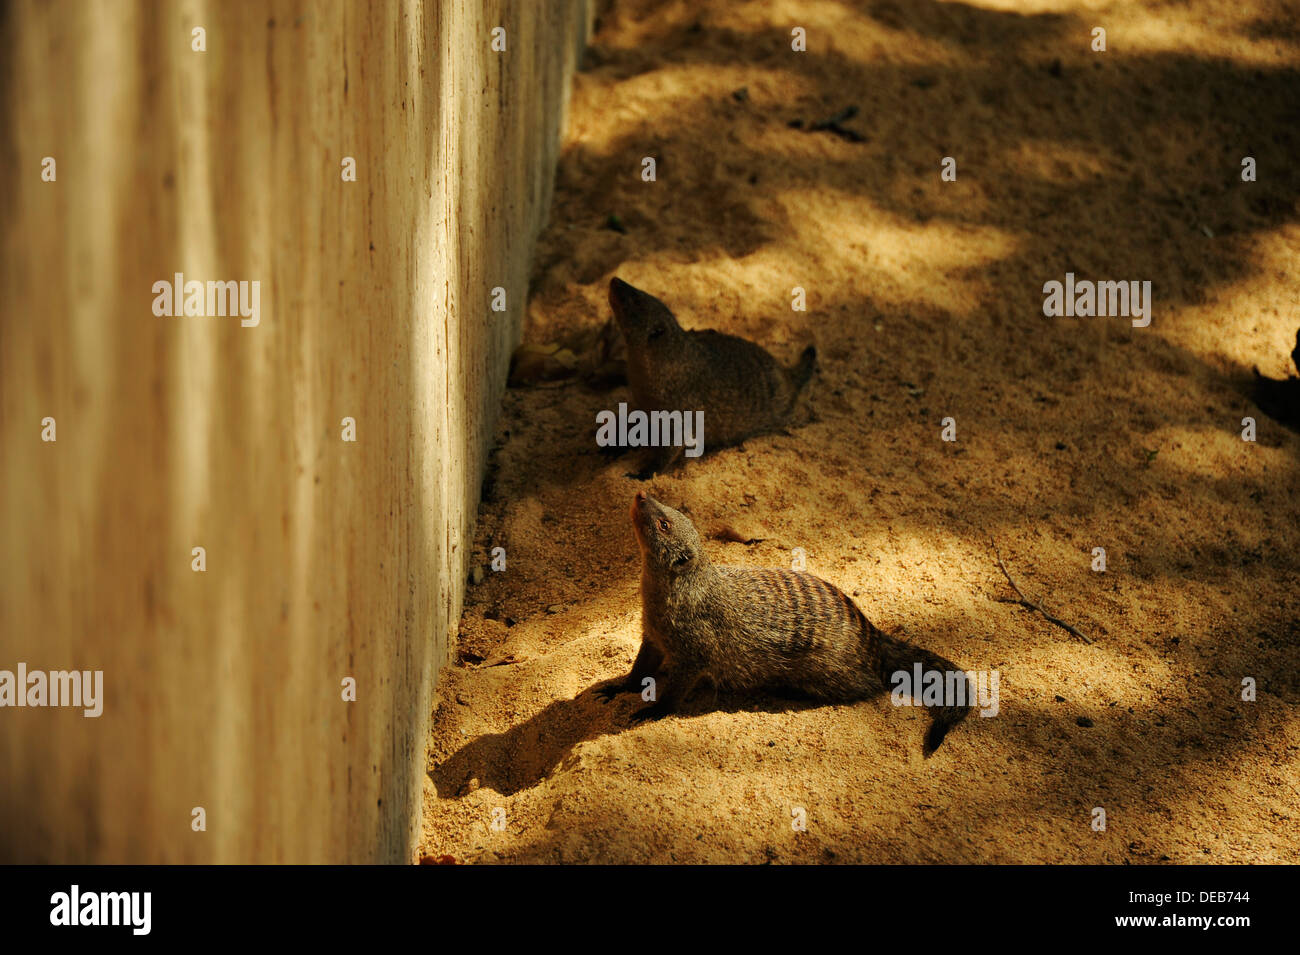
[877, 635, 973, 757]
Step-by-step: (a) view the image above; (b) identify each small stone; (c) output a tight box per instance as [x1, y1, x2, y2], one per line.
[546, 604, 564, 615]
[508, 342, 579, 386]
[1076, 716, 1094, 728]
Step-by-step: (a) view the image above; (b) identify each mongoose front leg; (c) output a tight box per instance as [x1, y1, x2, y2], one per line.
[596, 641, 663, 702]
[628, 667, 697, 723]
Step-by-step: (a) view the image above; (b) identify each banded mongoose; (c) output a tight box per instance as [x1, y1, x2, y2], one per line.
[608, 277, 816, 478]
[1252, 326, 1300, 431]
[601, 492, 973, 756]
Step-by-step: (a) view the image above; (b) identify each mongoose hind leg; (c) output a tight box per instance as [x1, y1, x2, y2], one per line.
[628, 666, 701, 723]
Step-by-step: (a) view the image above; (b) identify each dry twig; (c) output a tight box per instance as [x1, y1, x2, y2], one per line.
[990, 539, 1094, 644]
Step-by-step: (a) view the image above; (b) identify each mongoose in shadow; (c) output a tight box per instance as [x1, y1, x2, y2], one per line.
[601, 492, 973, 756]
[1252, 326, 1300, 431]
[608, 277, 816, 478]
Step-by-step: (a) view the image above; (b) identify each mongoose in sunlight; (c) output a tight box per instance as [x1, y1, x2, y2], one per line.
[608, 277, 816, 478]
[600, 492, 972, 756]
[1252, 326, 1300, 431]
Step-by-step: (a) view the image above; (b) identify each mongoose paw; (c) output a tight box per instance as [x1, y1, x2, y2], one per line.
[595, 683, 627, 703]
[628, 706, 666, 725]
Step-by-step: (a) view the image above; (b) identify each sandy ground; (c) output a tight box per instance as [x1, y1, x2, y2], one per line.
[420, 0, 1300, 863]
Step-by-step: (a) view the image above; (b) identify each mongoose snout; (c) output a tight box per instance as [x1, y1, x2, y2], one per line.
[609, 278, 675, 345]
[630, 490, 649, 543]
[630, 491, 699, 572]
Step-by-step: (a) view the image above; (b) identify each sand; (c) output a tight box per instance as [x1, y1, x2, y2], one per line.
[419, 0, 1300, 863]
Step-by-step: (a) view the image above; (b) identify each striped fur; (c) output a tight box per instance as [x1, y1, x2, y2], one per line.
[614, 493, 972, 755]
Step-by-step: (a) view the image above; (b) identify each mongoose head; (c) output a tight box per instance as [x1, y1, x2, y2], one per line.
[631, 491, 705, 576]
[609, 278, 684, 356]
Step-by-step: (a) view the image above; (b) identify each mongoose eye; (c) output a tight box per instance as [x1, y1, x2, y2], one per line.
[658, 518, 671, 532]
[648, 325, 665, 340]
